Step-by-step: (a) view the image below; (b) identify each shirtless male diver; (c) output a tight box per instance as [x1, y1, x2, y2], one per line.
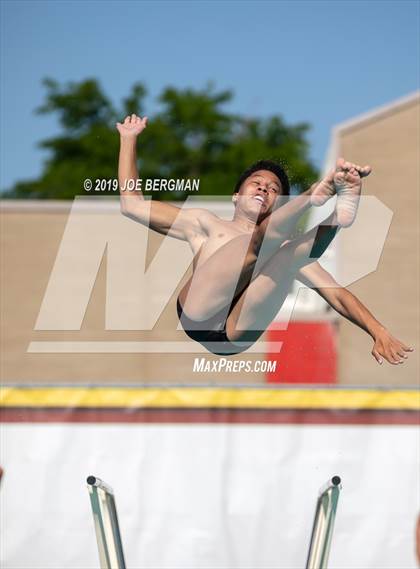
[116, 113, 413, 362]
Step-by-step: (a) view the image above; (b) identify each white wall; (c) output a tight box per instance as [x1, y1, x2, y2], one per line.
[1, 423, 419, 569]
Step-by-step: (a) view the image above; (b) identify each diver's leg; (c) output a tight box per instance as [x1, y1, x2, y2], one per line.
[226, 158, 372, 342]
[178, 232, 258, 322]
[179, 204, 339, 325]
[226, 212, 340, 342]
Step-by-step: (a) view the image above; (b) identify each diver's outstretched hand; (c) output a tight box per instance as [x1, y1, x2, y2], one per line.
[371, 327, 414, 365]
[116, 113, 148, 139]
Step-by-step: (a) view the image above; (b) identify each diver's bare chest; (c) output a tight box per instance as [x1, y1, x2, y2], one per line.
[191, 220, 266, 266]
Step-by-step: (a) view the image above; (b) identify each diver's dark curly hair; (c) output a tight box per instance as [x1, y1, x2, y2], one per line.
[233, 159, 290, 196]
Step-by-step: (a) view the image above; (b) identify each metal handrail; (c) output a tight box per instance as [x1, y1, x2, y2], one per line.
[87, 475, 126, 569]
[306, 476, 342, 569]
[86, 473, 341, 569]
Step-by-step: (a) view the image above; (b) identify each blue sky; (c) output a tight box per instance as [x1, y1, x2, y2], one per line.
[1, 0, 419, 192]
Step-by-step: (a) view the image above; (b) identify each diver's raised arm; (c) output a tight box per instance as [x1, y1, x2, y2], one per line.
[116, 114, 209, 241]
[116, 113, 147, 207]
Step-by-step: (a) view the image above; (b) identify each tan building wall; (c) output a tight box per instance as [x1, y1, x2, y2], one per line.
[1, 201, 269, 386]
[2, 94, 418, 388]
[333, 94, 419, 386]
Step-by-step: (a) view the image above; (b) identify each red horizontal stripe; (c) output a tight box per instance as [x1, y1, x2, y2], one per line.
[1, 407, 418, 425]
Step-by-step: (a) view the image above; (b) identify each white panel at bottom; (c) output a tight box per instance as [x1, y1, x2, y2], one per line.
[0, 424, 418, 569]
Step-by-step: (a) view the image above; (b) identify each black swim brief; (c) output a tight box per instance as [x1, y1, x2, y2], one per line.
[176, 298, 251, 356]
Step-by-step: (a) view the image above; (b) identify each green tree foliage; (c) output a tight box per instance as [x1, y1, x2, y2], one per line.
[3, 78, 318, 200]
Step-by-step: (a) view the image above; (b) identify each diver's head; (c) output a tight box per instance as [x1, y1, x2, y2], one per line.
[232, 160, 290, 219]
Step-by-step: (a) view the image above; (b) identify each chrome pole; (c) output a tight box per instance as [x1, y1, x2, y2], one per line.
[306, 476, 342, 569]
[87, 475, 126, 569]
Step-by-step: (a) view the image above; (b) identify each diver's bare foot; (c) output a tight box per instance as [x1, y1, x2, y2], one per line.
[310, 169, 335, 207]
[310, 158, 371, 225]
[334, 158, 371, 227]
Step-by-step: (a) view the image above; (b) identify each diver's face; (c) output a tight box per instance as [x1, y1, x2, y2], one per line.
[233, 170, 282, 218]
